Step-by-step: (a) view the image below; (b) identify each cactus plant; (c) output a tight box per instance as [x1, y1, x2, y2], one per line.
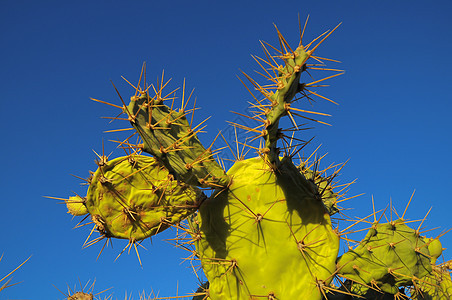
[59, 18, 451, 300]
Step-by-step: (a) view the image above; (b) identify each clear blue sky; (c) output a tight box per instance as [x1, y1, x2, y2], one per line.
[1, 1, 451, 299]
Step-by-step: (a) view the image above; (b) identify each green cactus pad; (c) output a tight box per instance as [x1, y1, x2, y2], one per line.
[126, 92, 229, 188]
[86, 155, 203, 241]
[193, 156, 339, 300]
[337, 219, 433, 295]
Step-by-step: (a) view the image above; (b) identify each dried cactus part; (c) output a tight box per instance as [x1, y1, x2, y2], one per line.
[67, 292, 93, 300]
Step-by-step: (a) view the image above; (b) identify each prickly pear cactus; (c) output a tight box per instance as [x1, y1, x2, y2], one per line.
[57, 17, 451, 300]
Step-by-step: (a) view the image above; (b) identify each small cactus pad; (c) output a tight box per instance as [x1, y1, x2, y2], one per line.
[337, 219, 433, 295]
[192, 156, 339, 300]
[126, 91, 230, 188]
[86, 155, 203, 241]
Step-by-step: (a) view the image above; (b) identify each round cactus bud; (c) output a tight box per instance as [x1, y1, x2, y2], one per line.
[427, 238, 443, 265]
[66, 195, 88, 216]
